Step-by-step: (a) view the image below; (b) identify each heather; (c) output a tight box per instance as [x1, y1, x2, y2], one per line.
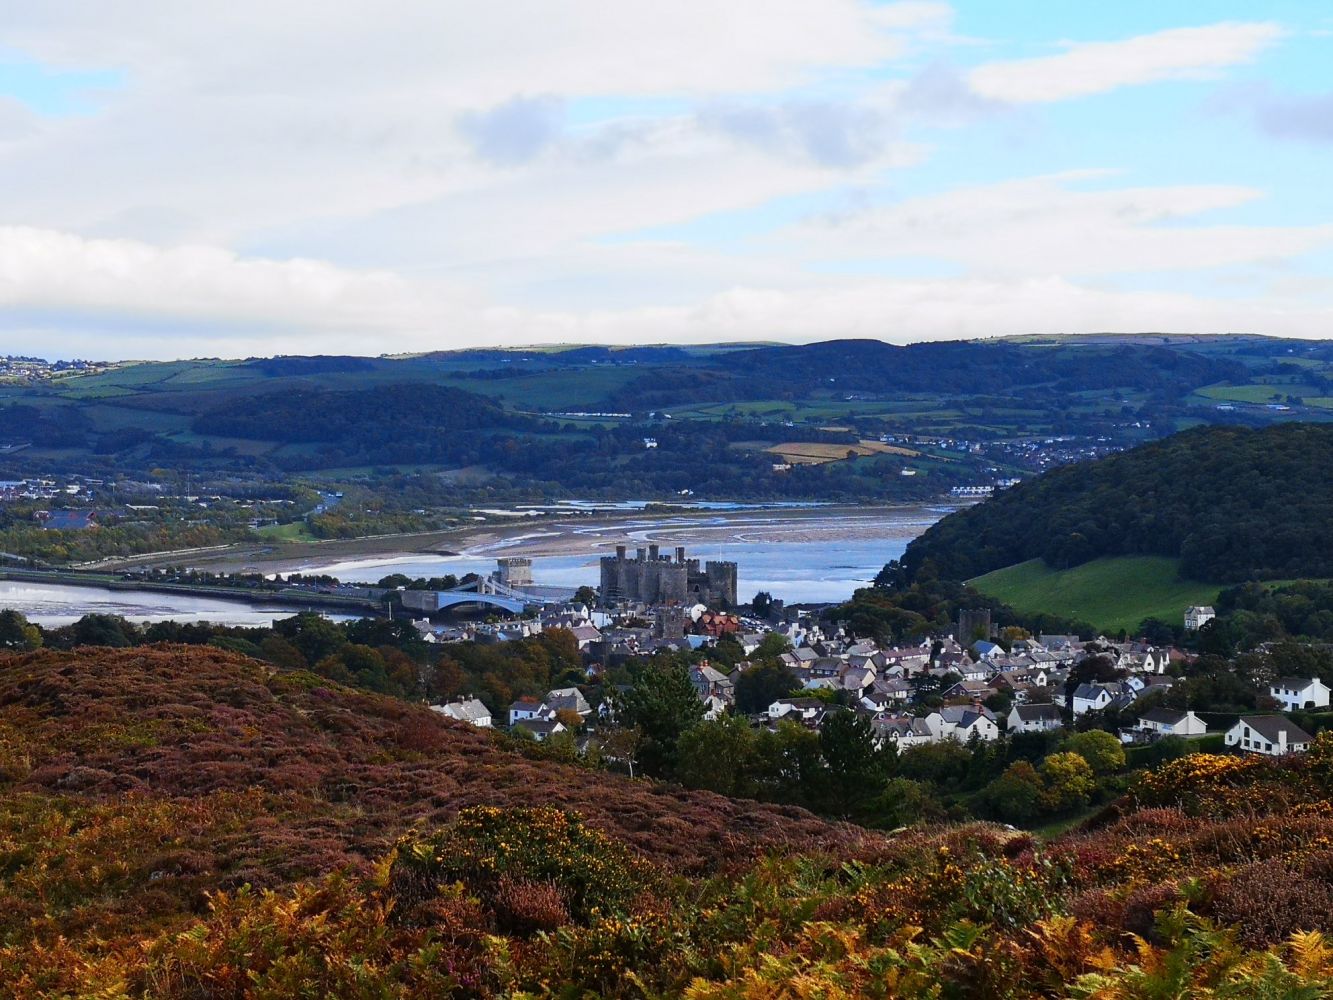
[7, 646, 1333, 996]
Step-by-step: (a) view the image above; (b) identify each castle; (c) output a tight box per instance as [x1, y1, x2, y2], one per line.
[599, 543, 737, 609]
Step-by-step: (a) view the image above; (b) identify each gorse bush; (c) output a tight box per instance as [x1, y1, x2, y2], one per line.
[390, 805, 655, 926]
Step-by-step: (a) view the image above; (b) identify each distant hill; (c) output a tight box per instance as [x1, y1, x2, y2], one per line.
[902, 423, 1333, 583]
[4, 334, 1331, 509]
[602, 337, 1246, 409]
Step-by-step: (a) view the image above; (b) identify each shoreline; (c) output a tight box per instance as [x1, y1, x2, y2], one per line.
[100, 502, 958, 576]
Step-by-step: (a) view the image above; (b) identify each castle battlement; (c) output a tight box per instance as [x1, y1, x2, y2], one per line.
[599, 543, 737, 609]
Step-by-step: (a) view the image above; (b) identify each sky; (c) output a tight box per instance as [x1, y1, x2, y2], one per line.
[0, 1, 1331, 360]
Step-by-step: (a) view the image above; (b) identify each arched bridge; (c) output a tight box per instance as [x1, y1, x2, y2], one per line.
[401, 575, 552, 615]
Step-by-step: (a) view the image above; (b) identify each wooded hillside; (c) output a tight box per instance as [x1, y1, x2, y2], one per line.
[901, 423, 1333, 583]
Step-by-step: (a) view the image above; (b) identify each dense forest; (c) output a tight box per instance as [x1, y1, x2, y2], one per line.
[901, 423, 1333, 583]
[602, 338, 1245, 410]
[192, 381, 967, 499]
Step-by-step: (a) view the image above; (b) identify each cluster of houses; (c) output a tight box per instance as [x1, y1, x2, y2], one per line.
[756, 629, 1328, 758]
[432, 685, 595, 742]
[0, 476, 98, 503]
[425, 595, 1330, 760]
[411, 600, 768, 663]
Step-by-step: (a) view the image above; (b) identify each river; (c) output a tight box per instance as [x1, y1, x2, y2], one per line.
[0, 506, 949, 623]
[0, 580, 357, 628]
[305, 506, 950, 604]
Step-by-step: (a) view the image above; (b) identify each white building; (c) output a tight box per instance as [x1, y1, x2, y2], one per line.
[1184, 606, 1215, 631]
[431, 698, 493, 727]
[1007, 703, 1063, 733]
[1071, 683, 1114, 717]
[512, 718, 567, 742]
[1136, 708, 1206, 737]
[508, 697, 549, 727]
[767, 697, 826, 724]
[1270, 677, 1332, 712]
[871, 714, 934, 749]
[1225, 715, 1314, 757]
[924, 706, 1000, 742]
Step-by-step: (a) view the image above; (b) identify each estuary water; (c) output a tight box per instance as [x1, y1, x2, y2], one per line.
[0, 580, 355, 627]
[0, 505, 951, 623]
[306, 506, 950, 604]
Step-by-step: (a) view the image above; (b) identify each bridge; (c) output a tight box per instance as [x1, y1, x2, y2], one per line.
[400, 574, 557, 616]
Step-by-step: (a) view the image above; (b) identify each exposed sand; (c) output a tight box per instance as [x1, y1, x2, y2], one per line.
[122, 503, 956, 575]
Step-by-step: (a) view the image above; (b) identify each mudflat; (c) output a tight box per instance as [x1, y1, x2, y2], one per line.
[101, 503, 955, 575]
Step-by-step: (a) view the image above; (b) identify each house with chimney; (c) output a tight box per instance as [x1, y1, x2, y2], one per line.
[1270, 677, 1331, 712]
[1225, 715, 1314, 756]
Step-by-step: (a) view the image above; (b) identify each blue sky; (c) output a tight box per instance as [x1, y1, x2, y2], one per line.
[0, 1, 1329, 359]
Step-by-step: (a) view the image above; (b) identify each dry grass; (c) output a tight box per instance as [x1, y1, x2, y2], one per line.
[766, 440, 919, 465]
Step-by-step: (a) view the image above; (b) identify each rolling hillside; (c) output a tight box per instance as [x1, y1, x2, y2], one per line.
[903, 423, 1333, 584]
[969, 556, 1224, 634]
[7, 645, 1333, 995]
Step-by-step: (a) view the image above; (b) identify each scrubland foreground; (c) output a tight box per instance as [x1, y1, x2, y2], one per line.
[6, 647, 1333, 997]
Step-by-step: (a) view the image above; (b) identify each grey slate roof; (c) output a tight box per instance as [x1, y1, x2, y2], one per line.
[1012, 703, 1062, 722]
[1237, 715, 1314, 745]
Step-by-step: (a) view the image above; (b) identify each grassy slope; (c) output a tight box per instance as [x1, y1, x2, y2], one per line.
[969, 555, 1223, 633]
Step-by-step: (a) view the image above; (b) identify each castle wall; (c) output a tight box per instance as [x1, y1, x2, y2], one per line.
[599, 547, 737, 608]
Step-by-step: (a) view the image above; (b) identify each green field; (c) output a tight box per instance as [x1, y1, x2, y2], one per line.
[1194, 383, 1304, 404]
[968, 556, 1224, 634]
[252, 521, 317, 542]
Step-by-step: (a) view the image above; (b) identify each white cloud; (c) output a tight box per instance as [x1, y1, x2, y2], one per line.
[4, 223, 1333, 364]
[0, 5, 1327, 360]
[780, 173, 1333, 277]
[1, 1, 937, 101]
[0, 225, 439, 330]
[968, 22, 1284, 103]
[0, 2, 942, 249]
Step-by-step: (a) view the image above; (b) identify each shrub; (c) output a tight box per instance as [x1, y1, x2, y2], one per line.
[390, 805, 655, 925]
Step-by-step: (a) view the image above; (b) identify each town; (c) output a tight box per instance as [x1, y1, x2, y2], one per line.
[419, 556, 1319, 774]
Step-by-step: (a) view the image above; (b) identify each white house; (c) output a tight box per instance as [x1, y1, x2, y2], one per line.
[972, 640, 1005, 661]
[1225, 715, 1314, 756]
[872, 714, 934, 750]
[508, 697, 550, 727]
[1137, 707, 1206, 737]
[512, 718, 567, 743]
[1270, 677, 1332, 712]
[860, 677, 913, 712]
[708, 694, 735, 720]
[767, 697, 826, 725]
[1115, 648, 1170, 675]
[1071, 683, 1114, 717]
[1007, 703, 1063, 733]
[432, 698, 492, 727]
[925, 705, 1000, 743]
[545, 687, 593, 720]
[1184, 606, 1215, 631]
